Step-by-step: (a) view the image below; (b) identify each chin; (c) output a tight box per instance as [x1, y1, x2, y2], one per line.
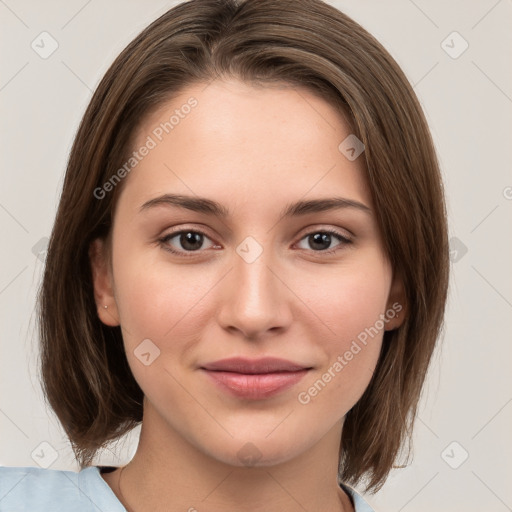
[201, 433, 312, 469]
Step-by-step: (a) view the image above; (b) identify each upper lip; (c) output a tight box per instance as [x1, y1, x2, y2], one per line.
[201, 357, 310, 374]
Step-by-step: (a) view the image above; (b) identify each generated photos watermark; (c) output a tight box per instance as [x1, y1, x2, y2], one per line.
[93, 97, 198, 200]
[297, 301, 402, 405]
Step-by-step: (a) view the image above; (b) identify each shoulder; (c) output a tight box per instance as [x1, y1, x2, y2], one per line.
[0, 465, 125, 511]
[340, 482, 377, 512]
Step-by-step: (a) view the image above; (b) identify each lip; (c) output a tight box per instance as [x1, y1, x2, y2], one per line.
[200, 357, 311, 400]
[201, 357, 309, 374]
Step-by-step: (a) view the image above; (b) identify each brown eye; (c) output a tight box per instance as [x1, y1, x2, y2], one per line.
[159, 230, 217, 256]
[296, 230, 352, 254]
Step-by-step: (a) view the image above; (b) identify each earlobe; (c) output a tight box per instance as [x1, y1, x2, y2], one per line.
[385, 272, 407, 331]
[89, 238, 120, 326]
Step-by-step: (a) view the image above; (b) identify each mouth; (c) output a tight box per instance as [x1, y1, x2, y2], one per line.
[200, 357, 312, 400]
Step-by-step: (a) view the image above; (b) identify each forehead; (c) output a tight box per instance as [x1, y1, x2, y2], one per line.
[119, 79, 372, 217]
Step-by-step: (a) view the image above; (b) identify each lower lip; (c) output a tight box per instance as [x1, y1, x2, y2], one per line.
[201, 369, 309, 399]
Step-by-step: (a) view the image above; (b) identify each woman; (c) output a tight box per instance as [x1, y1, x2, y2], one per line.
[0, 0, 449, 510]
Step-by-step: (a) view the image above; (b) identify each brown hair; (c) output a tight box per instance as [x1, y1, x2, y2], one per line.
[38, 0, 449, 493]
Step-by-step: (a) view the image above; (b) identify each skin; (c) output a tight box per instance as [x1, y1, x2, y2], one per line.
[90, 79, 405, 512]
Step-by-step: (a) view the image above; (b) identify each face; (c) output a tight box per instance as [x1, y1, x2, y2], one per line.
[91, 79, 403, 468]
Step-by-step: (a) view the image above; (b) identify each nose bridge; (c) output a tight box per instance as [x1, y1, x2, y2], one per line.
[234, 234, 280, 310]
[217, 234, 291, 337]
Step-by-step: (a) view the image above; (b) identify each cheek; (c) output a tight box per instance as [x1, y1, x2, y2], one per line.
[300, 254, 391, 341]
[114, 259, 212, 336]
[111, 257, 219, 399]
[293, 257, 391, 408]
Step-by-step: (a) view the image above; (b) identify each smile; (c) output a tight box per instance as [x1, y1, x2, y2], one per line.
[200, 357, 312, 399]
[201, 369, 310, 399]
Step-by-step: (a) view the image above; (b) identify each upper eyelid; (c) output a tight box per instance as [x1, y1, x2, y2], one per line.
[160, 225, 352, 248]
[161, 223, 352, 238]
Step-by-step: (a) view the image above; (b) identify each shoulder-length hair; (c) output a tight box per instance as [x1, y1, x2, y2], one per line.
[38, 0, 449, 493]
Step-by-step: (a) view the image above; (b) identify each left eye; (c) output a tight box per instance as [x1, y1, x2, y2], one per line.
[159, 229, 351, 256]
[295, 230, 352, 253]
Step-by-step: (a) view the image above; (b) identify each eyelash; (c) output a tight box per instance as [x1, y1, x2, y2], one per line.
[157, 228, 352, 258]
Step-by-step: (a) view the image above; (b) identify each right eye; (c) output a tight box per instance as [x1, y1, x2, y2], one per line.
[158, 229, 219, 257]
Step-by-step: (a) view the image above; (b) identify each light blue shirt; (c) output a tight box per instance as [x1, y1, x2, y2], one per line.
[0, 465, 376, 511]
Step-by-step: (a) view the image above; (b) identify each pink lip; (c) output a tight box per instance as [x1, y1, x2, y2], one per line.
[200, 357, 311, 400]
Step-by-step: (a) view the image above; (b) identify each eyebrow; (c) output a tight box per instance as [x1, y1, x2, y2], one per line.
[139, 194, 372, 218]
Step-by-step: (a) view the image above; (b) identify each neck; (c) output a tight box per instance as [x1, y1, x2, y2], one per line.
[105, 403, 353, 512]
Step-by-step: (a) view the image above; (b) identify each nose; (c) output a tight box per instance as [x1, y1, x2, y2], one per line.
[216, 241, 293, 340]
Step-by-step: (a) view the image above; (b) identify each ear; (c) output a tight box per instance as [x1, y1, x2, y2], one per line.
[89, 238, 120, 327]
[384, 270, 407, 331]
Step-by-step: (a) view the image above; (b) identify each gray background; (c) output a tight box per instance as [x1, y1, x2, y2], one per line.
[1, 1, 511, 511]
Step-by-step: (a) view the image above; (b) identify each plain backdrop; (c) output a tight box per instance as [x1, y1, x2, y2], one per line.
[1, 1, 511, 511]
